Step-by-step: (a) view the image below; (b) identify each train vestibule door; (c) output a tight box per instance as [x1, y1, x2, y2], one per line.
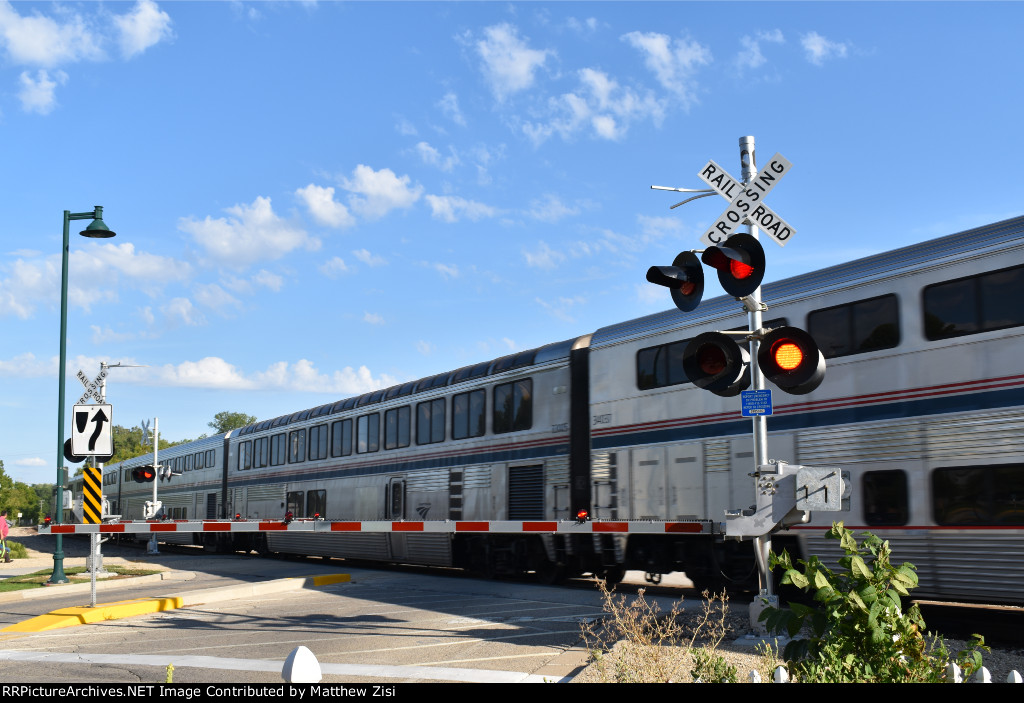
[387, 478, 406, 561]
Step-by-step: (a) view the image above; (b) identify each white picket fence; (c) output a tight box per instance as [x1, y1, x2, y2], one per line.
[744, 663, 1023, 683]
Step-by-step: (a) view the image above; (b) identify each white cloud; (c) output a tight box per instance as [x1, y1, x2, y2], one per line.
[432, 263, 459, 279]
[621, 31, 711, 108]
[437, 91, 466, 126]
[113, 0, 173, 59]
[90, 325, 137, 344]
[528, 194, 579, 223]
[535, 295, 586, 323]
[416, 340, 435, 355]
[341, 165, 422, 220]
[296, 184, 356, 228]
[523, 68, 664, 144]
[472, 23, 552, 101]
[193, 282, 241, 313]
[801, 31, 849, 66]
[180, 196, 319, 267]
[319, 256, 350, 278]
[352, 249, 386, 267]
[523, 241, 566, 269]
[0, 1, 104, 66]
[162, 297, 204, 326]
[0, 352, 55, 378]
[363, 312, 384, 325]
[395, 117, 417, 136]
[17, 68, 66, 114]
[415, 141, 460, 172]
[13, 456, 46, 467]
[736, 29, 785, 71]
[252, 269, 283, 292]
[425, 194, 497, 223]
[0, 242, 188, 319]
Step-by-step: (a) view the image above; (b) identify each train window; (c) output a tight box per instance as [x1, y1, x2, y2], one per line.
[308, 423, 328, 460]
[288, 429, 306, 463]
[238, 441, 252, 471]
[807, 294, 899, 358]
[384, 406, 411, 450]
[270, 433, 287, 466]
[923, 264, 1024, 340]
[417, 398, 446, 445]
[286, 491, 303, 518]
[331, 419, 353, 457]
[194, 452, 204, 471]
[933, 464, 1024, 525]
[493, 379, 533, 434]
[452, 389, 485, 440]
[416, 372, 450, 393]
[206, 449, 215, 467]
[356, 413, 380, 453]
[253, 437, 269, 468]
[636, 340, 689, 390]
[307, 490, 326, 518]
[862, 470, 908, 525]
[186, 454, 193, 472]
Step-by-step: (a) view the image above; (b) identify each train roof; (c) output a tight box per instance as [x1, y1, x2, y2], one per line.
[234, 335, 585, 436]
[590, 214, 1024, 350]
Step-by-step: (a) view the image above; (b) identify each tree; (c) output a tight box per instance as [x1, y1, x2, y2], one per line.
[208, 411, 257, 434]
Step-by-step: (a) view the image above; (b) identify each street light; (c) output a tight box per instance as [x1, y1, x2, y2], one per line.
[50, 206, 116, 585]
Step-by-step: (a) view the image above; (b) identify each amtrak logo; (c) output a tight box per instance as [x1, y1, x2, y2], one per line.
[416, 504, 431, 519]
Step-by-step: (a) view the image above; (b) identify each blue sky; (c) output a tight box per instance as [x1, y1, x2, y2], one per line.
[2, 1, 1021, 486]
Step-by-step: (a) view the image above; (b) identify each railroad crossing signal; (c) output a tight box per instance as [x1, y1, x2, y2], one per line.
[70, 404, 113, 457]
[133, 465, 156, 483]
[647, 151, 826, 397]
[697, 153, 796, 247]
[75, 367, 106, 405]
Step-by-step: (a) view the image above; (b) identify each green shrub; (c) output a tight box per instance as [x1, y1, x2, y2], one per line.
[760, 521, 987, 683]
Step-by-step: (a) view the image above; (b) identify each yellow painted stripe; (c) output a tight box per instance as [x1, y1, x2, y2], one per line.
[0, 596, 184, 633]
[310, 574, 350, 587]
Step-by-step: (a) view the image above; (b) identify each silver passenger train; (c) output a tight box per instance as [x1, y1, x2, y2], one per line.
[87, 216, 1024, 603]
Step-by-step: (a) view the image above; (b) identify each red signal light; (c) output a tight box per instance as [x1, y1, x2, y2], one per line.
[757, 327, 826, 395]
[730, 259, 755, 280]
[772, 340, 804, 371]
[700, 233, 765, 298]
[696, 344, 727, 375]
[682, 332, 751, 397]
[576, 509, 589, 524]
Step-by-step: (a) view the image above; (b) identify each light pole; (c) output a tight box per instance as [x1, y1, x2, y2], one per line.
[50, 206, 116, 585]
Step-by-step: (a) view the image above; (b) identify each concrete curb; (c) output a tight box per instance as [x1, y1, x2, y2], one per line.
[0, 573, 351, 633]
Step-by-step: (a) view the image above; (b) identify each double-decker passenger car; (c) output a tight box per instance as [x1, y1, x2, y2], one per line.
[95, 216, 1024, 602]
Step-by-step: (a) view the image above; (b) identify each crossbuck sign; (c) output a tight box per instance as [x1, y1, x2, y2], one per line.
[697, 153, 796, 248]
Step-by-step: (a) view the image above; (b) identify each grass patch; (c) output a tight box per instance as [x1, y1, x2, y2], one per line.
[0, 565, 163, 592]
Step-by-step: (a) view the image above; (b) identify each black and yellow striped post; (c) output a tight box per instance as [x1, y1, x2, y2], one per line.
[83, 466, 103, 525]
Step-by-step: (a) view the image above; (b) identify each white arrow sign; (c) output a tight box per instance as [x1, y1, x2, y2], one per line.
[71, 403, 113, 457]
[697, 153, 796, 248]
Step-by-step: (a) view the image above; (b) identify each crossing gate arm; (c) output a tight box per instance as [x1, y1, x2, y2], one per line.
[38, 518, 714, 536]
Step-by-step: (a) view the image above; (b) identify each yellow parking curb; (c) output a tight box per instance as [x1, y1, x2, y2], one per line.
[310, 574, 350, 587]
[1, 596, 184, 633]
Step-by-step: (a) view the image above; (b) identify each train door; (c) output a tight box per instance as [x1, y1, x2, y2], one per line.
[387, 478, 406, 561]
[666, 443, 703, 519]
[591, 451, 618, 520]
[205, 492, 218, 519]
[629, 447, 667, 519]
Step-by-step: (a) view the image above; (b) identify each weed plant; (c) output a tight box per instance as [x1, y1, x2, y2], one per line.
[760, 522, 988, 683]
